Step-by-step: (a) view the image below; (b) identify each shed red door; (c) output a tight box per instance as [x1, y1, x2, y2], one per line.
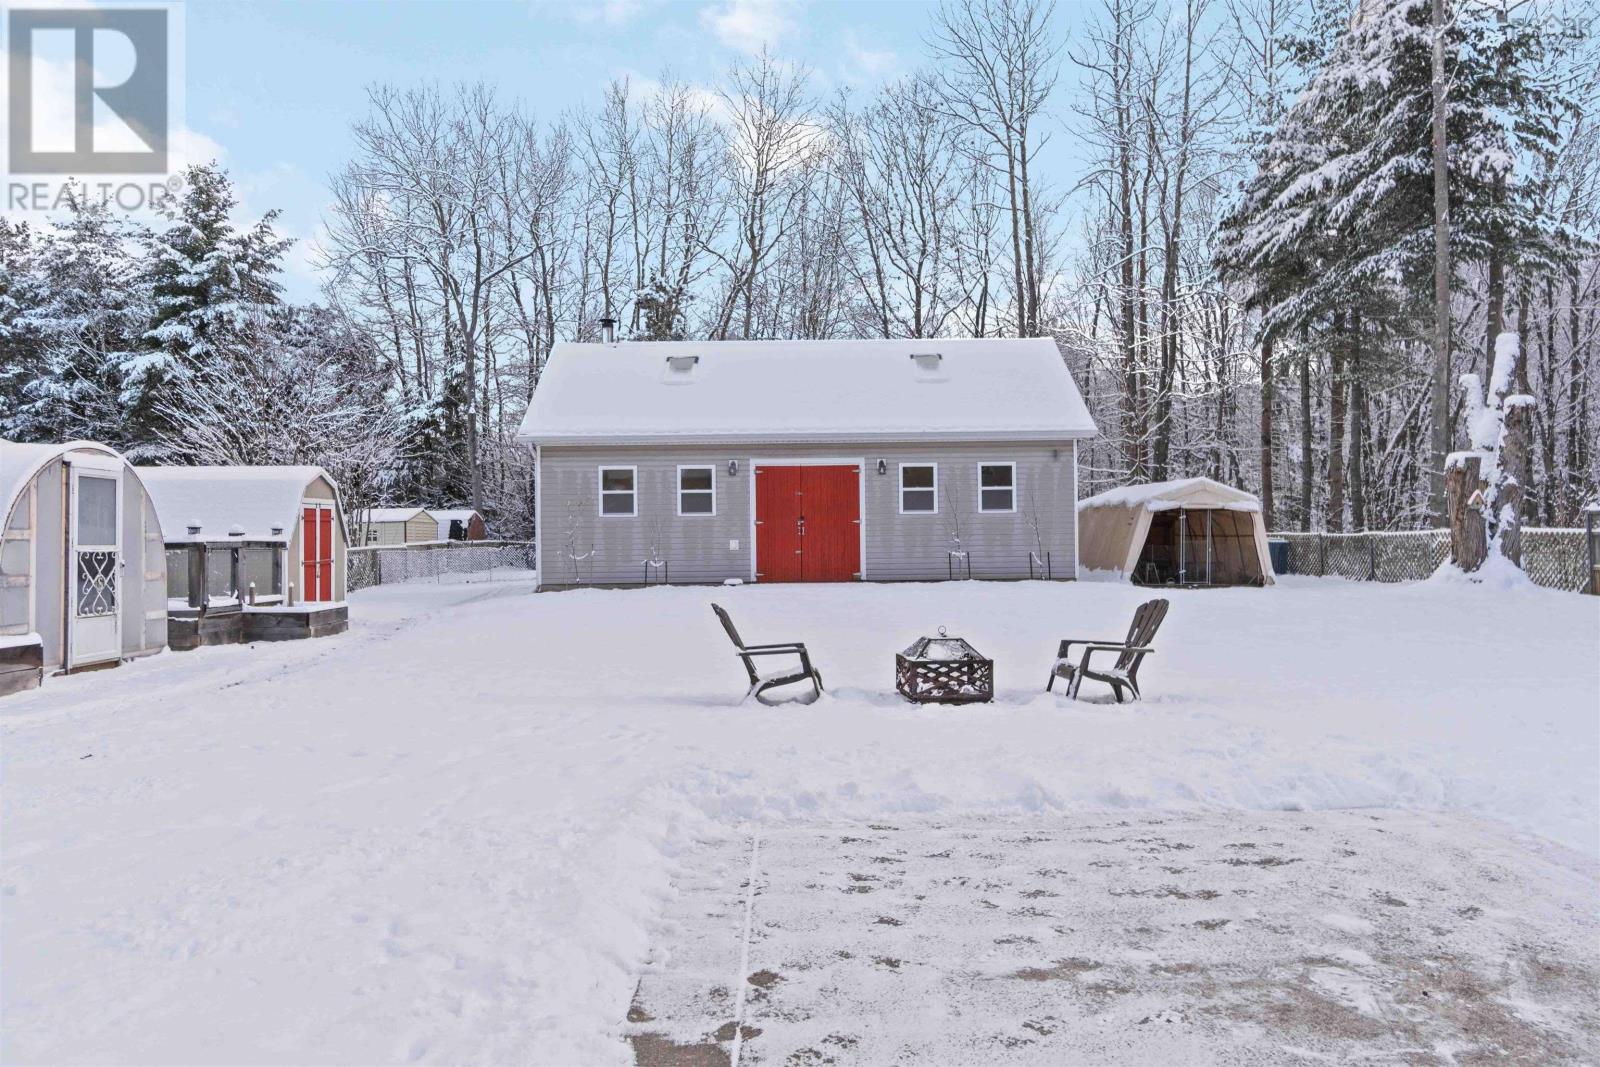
[755, 466, 804, 582]
[302, 507, 318, 601]
[302, 505, 334, 602]
[318, 508, 334, 601]
[755, 464, 860, 583]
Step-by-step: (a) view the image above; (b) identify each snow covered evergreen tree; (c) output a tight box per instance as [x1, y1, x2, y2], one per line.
[140, 163, 292, 452]
[1, 198, 152, 451]
[1218, 0, 1578, 337]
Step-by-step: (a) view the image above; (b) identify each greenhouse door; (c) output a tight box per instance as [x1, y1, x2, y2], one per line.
[67, 458, 123, 669]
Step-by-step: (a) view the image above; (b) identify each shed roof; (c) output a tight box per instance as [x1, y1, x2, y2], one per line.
[138, 465, 342, 544]
[360, 507, 432, 524]
[1079, 476, 1261, 513]
[3, 439, 127, 532]
[517, 337, 1098, 446]
[432, 508, 482, 537]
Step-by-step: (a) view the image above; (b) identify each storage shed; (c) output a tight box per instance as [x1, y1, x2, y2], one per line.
[518, 337, 1098, 589]
[1078, 477, 1274, 587]
[138, 465, 349, 647]
[358, 507, 438, 545]
[433, 508, 487, 541]
[1, 439, 167, 694]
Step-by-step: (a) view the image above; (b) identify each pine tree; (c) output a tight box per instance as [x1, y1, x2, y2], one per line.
[1219, 0, 1577, 338]
[2, 198, 151, 449]
[0, 220, 47, 434]
[140, 162, 293, 452]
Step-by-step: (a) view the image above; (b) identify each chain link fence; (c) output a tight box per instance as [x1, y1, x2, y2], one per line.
[1270, 529, 1589, 593]
[348, 541, 537, 592]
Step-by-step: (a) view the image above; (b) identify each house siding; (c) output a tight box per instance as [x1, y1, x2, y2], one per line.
[537, 441, 1077, 588]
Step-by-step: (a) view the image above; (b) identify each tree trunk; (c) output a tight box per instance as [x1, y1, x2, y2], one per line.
[1260, 331, 1275, 529]
[1429, 0, 1452, 525]
[1299, 343, 1312, 532]
[1350, 314, 1366, 530]
[1328, 314, 1347, 532]
[1446, 454, 1486, 570]
[1499, 399, 1529, 566]
[1566, 265, 1586, 518]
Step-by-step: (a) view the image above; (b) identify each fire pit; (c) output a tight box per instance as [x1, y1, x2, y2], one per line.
[896, 627, 994, 704]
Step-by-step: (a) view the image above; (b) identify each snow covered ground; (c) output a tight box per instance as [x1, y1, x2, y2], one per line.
[2, 574, 1596, 1064]
[629, 812, 1599, 1064]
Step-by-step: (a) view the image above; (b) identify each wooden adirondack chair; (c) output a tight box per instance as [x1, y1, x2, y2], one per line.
[1046, 598, 1169, 703]
[712, 603, 824, 705]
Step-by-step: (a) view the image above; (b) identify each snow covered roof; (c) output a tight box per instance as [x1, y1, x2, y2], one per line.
[2, 440, 131, 533]
[1078, 476, 1262, 513]
[432, 509, 482, 537]
[138, 465, 342, 544]
[517, 338, 1099, 446]
[360, 507, 431, 525]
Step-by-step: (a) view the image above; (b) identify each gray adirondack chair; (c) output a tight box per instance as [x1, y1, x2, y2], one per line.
[1047, 598, 1169, 702]
[712, 603, 824, 705]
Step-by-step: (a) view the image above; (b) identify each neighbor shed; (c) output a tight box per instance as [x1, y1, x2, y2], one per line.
[433, 508, 487, 541]
[358, 507, 438, 546]
[1078, 477, 1273, 587]
[1, 439, 168, 694]
[138, 465, 350, 648]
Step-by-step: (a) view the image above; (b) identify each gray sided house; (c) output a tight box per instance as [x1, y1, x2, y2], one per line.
[1, 440, 168, 695]
[517, 338, 1098, 590]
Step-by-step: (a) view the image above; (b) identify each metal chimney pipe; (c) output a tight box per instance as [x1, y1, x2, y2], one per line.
[599, 317, 617, 345]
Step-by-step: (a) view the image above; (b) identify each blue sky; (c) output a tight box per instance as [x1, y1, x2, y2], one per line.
[181, 0, 980, 301]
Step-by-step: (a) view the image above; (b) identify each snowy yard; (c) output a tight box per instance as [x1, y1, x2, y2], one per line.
[2, 575, 1596, 1064]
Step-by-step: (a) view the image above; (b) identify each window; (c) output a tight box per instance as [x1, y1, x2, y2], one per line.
[599, 466, 637, 516]
[677, 466, 715, 516]
[899, 464, 937, 514]
[978, 463, 1016, 512]
[165, 547, 191, 602]
[77, 475, 117, 545]
[243, 545, 283, 599]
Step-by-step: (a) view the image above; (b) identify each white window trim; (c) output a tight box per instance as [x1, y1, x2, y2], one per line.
[598, 465, 638, 518]
[977, 461, 1018, 513]
[897, 462, 939, 515]
[676, 464, 717, 517]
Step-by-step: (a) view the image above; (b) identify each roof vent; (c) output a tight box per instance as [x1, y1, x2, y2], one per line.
[910, 351, 948, 382]
[228, 524, 247, 537]
[270, 523, 284, 536]
[186, 522, 202, 536]
[662, 353, 700, 384]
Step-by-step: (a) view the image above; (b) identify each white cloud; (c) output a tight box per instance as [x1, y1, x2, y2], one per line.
[170, 125, 227, 170]
[698, 0, 797, 55]
[554, 0, 650, 28]
[840, 29, 898, 84]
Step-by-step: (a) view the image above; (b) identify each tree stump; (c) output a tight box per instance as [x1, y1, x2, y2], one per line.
[1446, 454, 1487, 571]
[1498, 399, 1531, 567]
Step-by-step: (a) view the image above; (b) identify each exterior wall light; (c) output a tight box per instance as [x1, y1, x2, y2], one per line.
[728, 460, 739, 476]
[877, 459, 887, 475]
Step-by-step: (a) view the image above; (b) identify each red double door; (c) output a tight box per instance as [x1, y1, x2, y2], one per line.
[301, 505, 334, 602]
[755, 464, 861, 582]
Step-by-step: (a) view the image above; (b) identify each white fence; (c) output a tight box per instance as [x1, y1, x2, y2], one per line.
[348, 541, 537, 591]
[1270, 528, 1591, 593]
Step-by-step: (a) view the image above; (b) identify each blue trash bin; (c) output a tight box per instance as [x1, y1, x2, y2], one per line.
[1268, 538, 1290, 575]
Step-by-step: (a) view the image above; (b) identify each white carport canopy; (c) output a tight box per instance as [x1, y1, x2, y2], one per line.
[1077, 476, 1274, 585]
